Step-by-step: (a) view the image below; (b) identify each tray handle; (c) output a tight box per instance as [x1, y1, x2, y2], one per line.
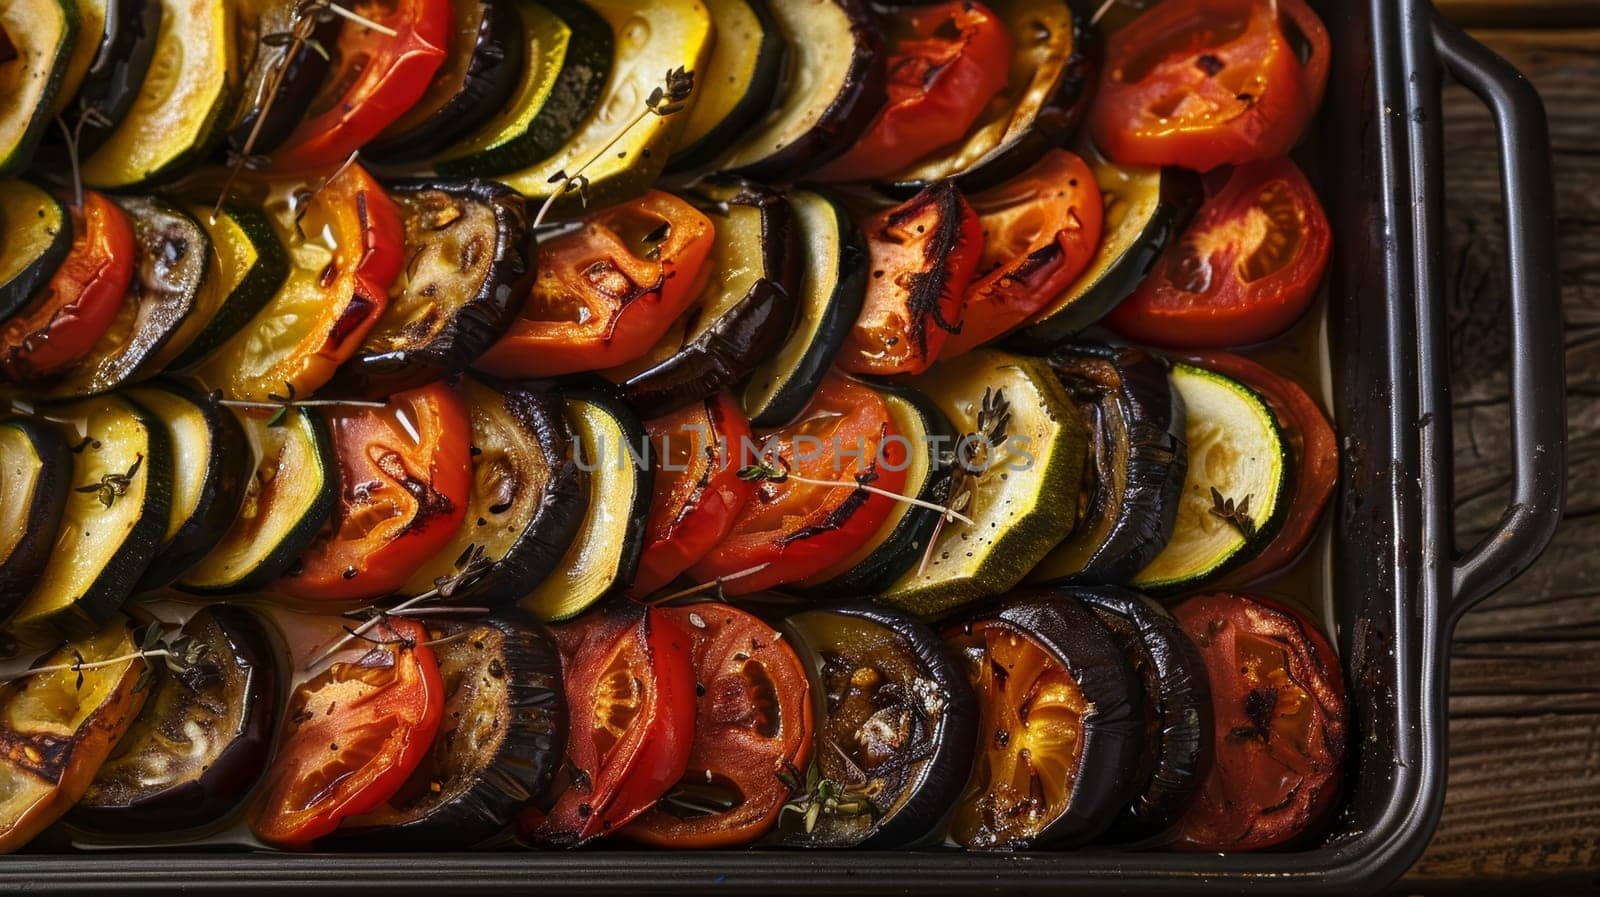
[1430, 17, 1566, 624]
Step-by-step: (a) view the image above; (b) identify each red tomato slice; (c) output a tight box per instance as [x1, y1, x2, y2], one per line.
[279, 382, 472, 601]
[942, 149, 1104, 355]
[270, 0, 452, 172]
[1171, 592, 1347, 852]
[629, 392, 756, 598]
[1106, 158, 1329, 348]
[1091, 0, 1330, 172]
[836, 182, 983, 376]
[0, 192, 133, 381]
[816, 1, 1013, 181]
[251, 618, 444, 848]
[688, 374, 907, 594]
[1186, 351, 1336, 587]
[624, 604, 814, 848]
[475, 190, 716, 378]
[527, 605, 697, 846]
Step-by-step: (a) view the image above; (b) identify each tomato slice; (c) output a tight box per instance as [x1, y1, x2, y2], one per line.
[1171, 592, 1347, 852]
[1091, 0, 1330, 171]
[251, 618, 444, 848]
[629, 392, 756, 598]
[528, 605, 697, 846]
[815, 1, 1013, 181]
[0, 192, 133, 381]
[625, 604, 814, 848]
[836, 182, 983, 376]
[1106, 158, 1329, 348]
[278, 382, 472, 600]
[475, 190, 716, 378]
[270, 0, 452, 172]
[942, 149, 1104, 355]
[688, 373, 907, 594]
[1186, 351, 1336, 586]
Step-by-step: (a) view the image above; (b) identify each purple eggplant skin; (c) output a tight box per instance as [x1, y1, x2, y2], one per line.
[328, 610, 568, 849]
[365, 0, 525, 163]
[1032, 343, 1188, 585]
[779, 603, 978, 849]
[226, 8, 341, 158]
[327, 179, 532, 397]
[69, 606, 280, 833]
[878, 0, 1098, 198]
[69, 0, 162, 156]
[0, 419, 71, 616]
[947, 590, 1147, 849]
[725, 0, 887, 181]
[1076, 586, 1213, 843]
[617, 181, 799, 414]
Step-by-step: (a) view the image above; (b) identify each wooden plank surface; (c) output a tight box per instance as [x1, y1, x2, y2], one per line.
[1401, 26, 1600, 891]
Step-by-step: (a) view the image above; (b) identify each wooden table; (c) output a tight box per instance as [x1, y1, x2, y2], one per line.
[1403, 10, 1600, 893]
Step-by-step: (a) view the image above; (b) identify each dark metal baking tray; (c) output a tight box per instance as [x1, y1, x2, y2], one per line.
[1, 0, 1565, 891]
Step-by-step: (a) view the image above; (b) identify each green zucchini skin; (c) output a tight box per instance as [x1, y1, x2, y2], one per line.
[366, 0, 524, 164]
[0, 181, 72, 323]
[0, 0, 76, 178]
[433, 0, 613, 179]
[169, 204, 289, 371]
[0, 417, 72, 615]
[664, 0, 786, 174]
[129, 380, 250, 591]
[327, 180, 531, 397]
[66, 0, 162, 157]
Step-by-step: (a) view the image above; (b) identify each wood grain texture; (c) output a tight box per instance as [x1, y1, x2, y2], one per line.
[1402, 27, 1600, 891]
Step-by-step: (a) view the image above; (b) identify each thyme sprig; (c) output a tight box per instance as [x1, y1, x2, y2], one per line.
[778, 763, 877, 834]
[919, 387, 1012, 575]
[531, 67, 695, 230]
[210, 384, 386, 427]
[1209, 487, 1258, 540]
[735, 458, 974, 526]
[53, 105, 112, 211]
[74, 453, 143, 509]
[640, 561, 773, 607]
[1, 624, 207, 695]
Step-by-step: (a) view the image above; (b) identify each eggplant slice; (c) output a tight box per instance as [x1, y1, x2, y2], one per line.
[226, 0, 338, 158]
[780, 604, 978, 848]
[666, 0, 786, 174]
[1075, 587, 1212, 843]
[67, 0, 163, 157]
[329, 180, 532, 397]
[331, 610, 567, 848]
[366, 0, 524, 163]
[72, 606, 279, 833]
[881, 0, 1095, 196]
[0, 417, 71, 614]
[1008, 146, 1204, 351]
[717, 0, 885, 180]
[401, 378, 588, 605]
[943, 590, 1144, 849]
[740, 188, 867, 428]
[605, 179, 797, 414]
[1029, 344, 1187, 586]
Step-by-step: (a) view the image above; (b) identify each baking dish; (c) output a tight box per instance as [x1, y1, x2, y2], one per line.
[1, 0, 1565, 890]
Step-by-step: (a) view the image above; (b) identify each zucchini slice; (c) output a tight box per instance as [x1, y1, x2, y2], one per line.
[877, 348, 1087, 618]
[0, 418, 71, 614]
[740, 188, 867, 428]
[159, 203, 288, 371]
[368, 0, 524, 164]
[606, 180, 796, 413]
[0, 618, 148, 853]
[500, 0, 711, 215]
[801, 381, 956, 597]
[882, 0, 1093, 195]
[69, 0, 162, 157]
[176, 407, 336, 594]
[8, 394, 172, 644]
[125, 382, 249, 590]
[329, 180, 531, 396]
[401, 378, 588, 605]
[226, 0, 336, 158]
[1131, 363, 1290, 592]
[665, 0, 785, 174]
[44, 196, 209, 398]
[717, 0, 884, 180]
[0, 0, 74, 177]
[49, 0, 106, 115]
[0, 179, 71, 322]
[80, 0, 235, 188]
[1028, 345, 1188, 586]
[1009, 146, 1204, 351]
[520, 388, 651, 622]
[434, 0, 610, 178]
